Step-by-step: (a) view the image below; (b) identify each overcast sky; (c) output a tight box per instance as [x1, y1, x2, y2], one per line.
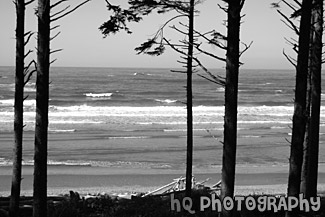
[0, 0, 296, 69]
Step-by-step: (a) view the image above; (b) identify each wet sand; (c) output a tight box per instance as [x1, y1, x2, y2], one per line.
[1, 164, 325, 196]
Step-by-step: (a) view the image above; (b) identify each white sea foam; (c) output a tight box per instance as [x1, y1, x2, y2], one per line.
[0, 99, 14, 105]
[107, 136, 149, 139]
[0, 159, 170, 168]
[84, 93, 113, 98]
[49, 129, 76, 133]
[216, 87, 224, 92]
[154, 99, 177, 104]
[0, 99, 35, 107]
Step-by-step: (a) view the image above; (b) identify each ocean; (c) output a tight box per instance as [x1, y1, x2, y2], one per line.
[1, 66, 325, 172]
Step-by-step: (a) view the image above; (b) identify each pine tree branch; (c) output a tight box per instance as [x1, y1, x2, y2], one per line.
[51, 0, 91, 22]
[194, 44, 226, 62]
[193, 29, 227, 50]
[163, 38, 188, 56]
[193, 57, 225, 86]
[277, 9, 299, 35]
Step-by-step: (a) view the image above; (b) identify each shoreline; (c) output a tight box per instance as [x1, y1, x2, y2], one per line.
[1, 164, 325, 197]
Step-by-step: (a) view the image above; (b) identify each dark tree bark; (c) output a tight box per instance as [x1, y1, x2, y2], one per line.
[287, 0, 312, 203]
[302, 0, 323, 198]
[300, 60, 311, 195]
[185, 0, 194, 197]
[221, 1, 243, 217]
[10, 1, 25, 216]
[33, 0, 50, 216]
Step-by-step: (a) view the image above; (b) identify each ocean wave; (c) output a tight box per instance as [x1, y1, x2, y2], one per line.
[0, 99, 35, 107]
[0, 158, 171, 169]
[25, 82, 36, 92]
[49, 129, 76, 133]
[107, 136, 149, 139]
[84, 93, 113, 98]
[154, 99, 177, 104]
[216, 87, 224, 92]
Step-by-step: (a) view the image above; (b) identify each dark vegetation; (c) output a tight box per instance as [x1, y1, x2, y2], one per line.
[1, 190, 325, 217]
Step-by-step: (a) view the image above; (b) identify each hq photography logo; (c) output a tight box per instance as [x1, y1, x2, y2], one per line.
[170, 193, 321, 214]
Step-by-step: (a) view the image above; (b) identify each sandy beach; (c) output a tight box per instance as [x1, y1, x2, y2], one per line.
[1, 164, 325, 197]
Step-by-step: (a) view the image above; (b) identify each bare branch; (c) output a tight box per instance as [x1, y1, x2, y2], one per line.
[284, 37, 298, 53]
[50, 25, 60, 31]
[193, 57, 225, 86]
[51, 0, 91, 22]
[24, 50, 33, 59]
[171, 69, 186, 73]
[50, 31, 61, 41]
[170, 25, 187, 35]
[163, 38, 188, 57]
[25, 0, 35, 6]
[50, 49, 63, 54]
[239, 41, 253, 57]
[24, 32, 35, 46]
[51, 5, 70, 18]
[177, 60, 187, 65]
[50, 59, 58, 65]
[281, 0, 298, 12]
[217, 3, 227, 13]
[194, 44, 226, 62]
[50, 0, 68, 9]
[24, 59, 36, 75]
[277, 10, 299, 35]
[283, 49, 297, 67]
[24, 69, 36, 85]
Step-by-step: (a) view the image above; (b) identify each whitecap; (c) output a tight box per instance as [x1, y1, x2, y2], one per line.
[84, 93, 113, 98]
[154, 99, 177, 104]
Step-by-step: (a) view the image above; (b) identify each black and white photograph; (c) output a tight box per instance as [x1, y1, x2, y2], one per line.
[0, 0, 324, 216]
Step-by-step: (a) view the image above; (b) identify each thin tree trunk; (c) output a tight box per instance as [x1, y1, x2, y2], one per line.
[221, 1, 242, 217]
[300, 63, 311, 195]
[185, 0, 194, 197]
[287, 0, 312, 198]
[10, 1, 25, 216]
[286, 0, 312, 216]
[305, 0, 323, 198]
[33, 0, 50, 216]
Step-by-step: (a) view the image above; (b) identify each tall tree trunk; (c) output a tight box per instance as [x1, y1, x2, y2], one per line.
[221, 1, 242, 217]
[305, 0, 323, 198]
[287, 0, 312, 199]
[300, 61, 311, 195]
[300, 0, 323, 197]
[185, 0, 194, 197]
[10, 1, 25, 216]
[286, 0, 312, 216]
[33, 0, 50, 216]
